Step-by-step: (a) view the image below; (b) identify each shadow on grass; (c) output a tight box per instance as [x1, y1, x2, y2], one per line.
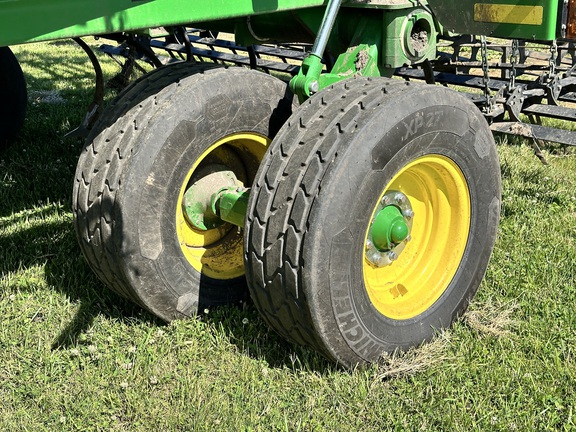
[201, 304, 337, 371]
[0, 216, 162, 347]
[0, 215, 334, 370]
[0, 97, 95, 219]
[0, 40, 160, 350]
[0, 47, 336, 372]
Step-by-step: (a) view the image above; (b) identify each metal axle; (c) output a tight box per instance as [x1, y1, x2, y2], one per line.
[183, 168, 250, 230]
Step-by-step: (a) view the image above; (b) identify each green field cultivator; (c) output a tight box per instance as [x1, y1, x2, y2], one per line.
[1, 0, 574, 367]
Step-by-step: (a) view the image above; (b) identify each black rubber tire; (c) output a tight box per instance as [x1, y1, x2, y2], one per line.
[245, 77, 501, 367]
[0, 46, 27, 148]
[73, 63, 294, 321]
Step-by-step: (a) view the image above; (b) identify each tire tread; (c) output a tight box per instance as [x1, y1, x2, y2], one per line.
[246, 78, 416, 357]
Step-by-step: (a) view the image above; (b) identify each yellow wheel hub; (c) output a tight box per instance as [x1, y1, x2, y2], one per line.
[363, 154, 471, 320]
[176, 133, 269, 280]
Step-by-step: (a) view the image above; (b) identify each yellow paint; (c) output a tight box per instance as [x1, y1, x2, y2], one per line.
[474, 4, 543, 25]
[175, 133, 269, 279]
[363, 155, 471, 320]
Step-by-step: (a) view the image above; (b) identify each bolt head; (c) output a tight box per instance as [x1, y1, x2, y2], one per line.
[394, 193, 406, 204]
[365, 239, 373, 250]
[367, 250, 384, 266]
[309, 81, 319, 94]
[388, 251, 398, 261]
[381, 196, 391, 206]
[403, 209, 414, 219]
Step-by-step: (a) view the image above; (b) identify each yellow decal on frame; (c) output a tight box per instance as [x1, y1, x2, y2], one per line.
[474, 4, 544, 25]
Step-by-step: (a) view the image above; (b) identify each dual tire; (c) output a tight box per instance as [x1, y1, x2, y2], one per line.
[74, 63, 501, 367]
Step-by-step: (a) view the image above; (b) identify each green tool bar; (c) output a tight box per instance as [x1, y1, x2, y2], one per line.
[0, 0, 326, 47]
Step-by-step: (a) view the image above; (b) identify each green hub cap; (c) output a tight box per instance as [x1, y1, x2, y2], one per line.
[371, 205, 410, 251]
[182, 165, 238, 231]
[366, 191, 413, 267]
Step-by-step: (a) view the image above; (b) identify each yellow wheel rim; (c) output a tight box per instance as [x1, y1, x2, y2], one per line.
[176, 133, 269, 279]
[363, 155, 471, 320]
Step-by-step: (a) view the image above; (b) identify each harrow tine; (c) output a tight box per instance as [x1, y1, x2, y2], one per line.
[97, 29, 576, 148]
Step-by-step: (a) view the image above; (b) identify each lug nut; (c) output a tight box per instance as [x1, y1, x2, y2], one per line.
[403, 209, 414, 219]
[365, 239, 373, 250]
[368, 252, 381, 265]
[394, 193, 406, 204]
[381, 196, 391, 206]
[388, 251, 398, 261]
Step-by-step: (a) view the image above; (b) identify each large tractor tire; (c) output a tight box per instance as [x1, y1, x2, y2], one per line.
[245, 77, 501, 367]
[73, 63, 294, 321]
[0, 46, 27, 148]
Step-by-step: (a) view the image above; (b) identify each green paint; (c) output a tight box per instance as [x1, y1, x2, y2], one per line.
[345, 0, 422, 10]
[183, 181, 249, 230]
[290, 14, 387, 101]
[182, 168, 240, 231]
[371, 205, 409, 251]
[382, 8, 437, 69]
[0, 0, 326, 47]
[0, 0, 563, 50]
[211, 187, 250, 229]
[290, 54, 325, 101]
[427, 0, 561, 40]
[289, 5, 437, 101]
[183, 187, 224, 231]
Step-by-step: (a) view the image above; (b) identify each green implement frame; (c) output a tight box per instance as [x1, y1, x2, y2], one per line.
[428, 0, 561, 40]
[0, 0, 326, 47]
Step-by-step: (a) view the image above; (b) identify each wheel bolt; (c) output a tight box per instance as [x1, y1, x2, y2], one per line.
[381, 196, 391, 206]
[403, 209, 414, 219]
[365, 239, 373, 250]
[388, 251, 398, 261]
[368, 251, 384, 266]
[394, 193, 406, 204]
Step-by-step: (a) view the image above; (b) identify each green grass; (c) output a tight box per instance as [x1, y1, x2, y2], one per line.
[2, 39, 576, 431]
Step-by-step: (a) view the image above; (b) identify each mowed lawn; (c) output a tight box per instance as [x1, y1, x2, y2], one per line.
[1, 40, 575, 431]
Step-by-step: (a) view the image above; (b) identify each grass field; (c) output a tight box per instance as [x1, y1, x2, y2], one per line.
[2, 39, 576, 431]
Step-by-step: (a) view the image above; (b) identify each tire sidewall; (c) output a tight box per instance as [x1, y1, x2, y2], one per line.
[304, 86, 501, 363]
[114, 68, 293, 319]
[0, 46, 26, 145]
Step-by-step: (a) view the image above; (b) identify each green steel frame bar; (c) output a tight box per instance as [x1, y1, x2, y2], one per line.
[0, 0, 327, 47]
[1, 1, 562, 49]
[428, 0, 560, 40]
[0, 0, 415, 48]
